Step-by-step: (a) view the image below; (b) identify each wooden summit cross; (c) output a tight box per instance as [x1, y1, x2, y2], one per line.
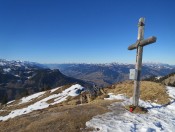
[128, 17, 157, 106]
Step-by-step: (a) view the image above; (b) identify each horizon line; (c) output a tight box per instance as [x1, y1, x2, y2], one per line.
[1, 58, 175, 66]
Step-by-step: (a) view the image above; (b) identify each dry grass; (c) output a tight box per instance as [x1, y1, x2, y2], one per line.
[0, 81, 171, 131]
[105, 80, 170, 105]
[1, 91, 50, 112]
[1, 84, 74, 117]
[0, 83, 116, 132]
[51, 84, 73, 95]
[0, 100, 114, 132]
[0, 110, 11, 117]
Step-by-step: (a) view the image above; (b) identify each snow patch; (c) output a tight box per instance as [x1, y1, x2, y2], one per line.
[0, 62, 5, 66]
[0, 84, 84, 121]
[155, 76, 162, 80]
[19, 91, 46, 104]
[166, 86, 175, 99]
[104, 93, 128, 101]
[3, 68, 11, 72]
[63, 84, 84, 96]
[14, 75, 20, 77]
[7, 100, 15, 105]
[50, 87, 61, 93]
[86, 86, 175, 132]
[27, 76, 32, 79]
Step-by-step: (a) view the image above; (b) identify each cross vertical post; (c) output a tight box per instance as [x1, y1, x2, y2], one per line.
[128, 17, 157, 107]
[133, 18, 144, 106]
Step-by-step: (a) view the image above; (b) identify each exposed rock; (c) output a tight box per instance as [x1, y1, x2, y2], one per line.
[163, 74, 175, 86]
[80, 91, 92, 104]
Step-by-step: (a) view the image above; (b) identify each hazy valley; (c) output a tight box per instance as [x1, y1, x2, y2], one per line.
[45, 63, 175, 87]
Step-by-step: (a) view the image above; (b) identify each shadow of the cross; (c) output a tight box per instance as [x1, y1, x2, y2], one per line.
[146, 100, 175, 109]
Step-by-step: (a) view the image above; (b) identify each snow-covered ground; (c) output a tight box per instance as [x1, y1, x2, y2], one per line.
[19, 91, 46, 104]
[86, 86, 175, 132]
[0, 84, 84, 121]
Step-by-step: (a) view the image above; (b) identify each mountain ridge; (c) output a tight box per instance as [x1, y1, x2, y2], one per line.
[0, 59, 91, 104]
[45, 63, 175, 87]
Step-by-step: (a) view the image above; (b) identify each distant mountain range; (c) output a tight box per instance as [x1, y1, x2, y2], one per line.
[1, 59, 175, 103]
[45, 63, 175, 87]
[0, 59, 90, 103]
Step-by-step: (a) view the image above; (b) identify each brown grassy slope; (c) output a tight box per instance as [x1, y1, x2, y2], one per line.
[0, 100, 115, 132]
[104, 80, 170, 104]
[0, 81, 171, 132]
[0, 84, 73, 115]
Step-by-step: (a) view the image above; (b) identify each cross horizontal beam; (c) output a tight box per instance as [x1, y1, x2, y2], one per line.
[128, 36, 157, 50]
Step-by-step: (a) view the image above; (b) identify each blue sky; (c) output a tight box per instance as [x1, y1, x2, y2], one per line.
[0, 0, 175, 64]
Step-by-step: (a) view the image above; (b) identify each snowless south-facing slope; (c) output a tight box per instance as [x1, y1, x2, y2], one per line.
[86, 86, 175, 132]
